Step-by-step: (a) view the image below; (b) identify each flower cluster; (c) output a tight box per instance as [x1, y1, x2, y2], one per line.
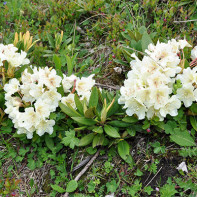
[119, 39, 192, 120]
[0, 44, 29, 68]
[4, 67, 62, 139]
[176, 67, 197, 107]
[61, 74, 95, 108]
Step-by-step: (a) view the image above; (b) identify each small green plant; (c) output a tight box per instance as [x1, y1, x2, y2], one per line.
[60, 87, 138, 164]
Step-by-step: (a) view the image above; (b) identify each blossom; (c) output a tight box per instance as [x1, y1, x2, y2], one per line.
[62, 74, 78, 93]
[119, 39, 191, 120]
[176, 162, 188, 173]
[176, 84, 195, 107]
[176, 67, 197, 85]
[124, 98, 147, 120]
[159, 96, 181, 117]
[76, 74, 95, 96]
[178, 39, 192, 49]
[0, 44, 30, 68]
[4, 78, 20, 95]
[4, 66, 62, 139]
[61, 74, 96, 105]
[36, 119, 55, 136]
[191, 46, 197, 60]
[61, 94, 76, 109]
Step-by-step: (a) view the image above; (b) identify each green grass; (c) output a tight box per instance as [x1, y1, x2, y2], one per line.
[0, 0, 197, 196]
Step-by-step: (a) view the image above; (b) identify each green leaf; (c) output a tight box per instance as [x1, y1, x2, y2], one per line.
[27, 158, 36, 170]
[134, 168, 143, 176]
[45, 135, 54, 151]
[113, 59, 129, 67]
[164, 121, 177, 134]
[144, 186, 153, 195]
[107, 95, 121, 117]
[160, 183, 177, 197]
[72, 117, 97, 126]
[51, 184, 66, 193]
[138, 26, 147, 34]
[118, 140, 130, 160]
[108, 120, 131, 128]
[74, 94, 84, 114]
[15, 64, 28, 78]
[65, 55, 73, 76]
[53, 54, 62, 76]
[141, 32, 153, 52]
[86, 147, 97, 154]
[122, 116, 138, 123]
[84, 107, 95, 119]
[59, 102, 82, 117]
[47, 34, 55, 48]
[104, 125, 120, 138]
[189, 103, 197, 114]
[92, 134, 105, 148]
[66, 180, 78, 193]
[61, 130, 79, 149]
[89, 87, 99, 108]
[170, 130, 196, 147]
[93, 126, 103, 134]
[0, 92, 5, 108]
[190, 116, 197, 131]
[126, 127, 136, 137]
[78, 133, 95, 146]
[106, 180, 118, 193]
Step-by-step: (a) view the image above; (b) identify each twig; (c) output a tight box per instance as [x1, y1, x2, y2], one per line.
[95, 83, 120, 90]
[174, 19, 197, 23]
[80, 14, 107, 25]
[144, 167, 162, 188]
[62, 149, 101, 197]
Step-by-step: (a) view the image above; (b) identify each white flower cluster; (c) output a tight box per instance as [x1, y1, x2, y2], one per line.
[4, 67, 62, 139]
[176, 67, 197, 107]
[119, 39, 192, 120]
[61, 74, 95, 108]
[0, 44, 29, 68]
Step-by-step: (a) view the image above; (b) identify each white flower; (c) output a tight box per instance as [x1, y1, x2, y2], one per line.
[159, 96, 181, 117]
[35, 99, 51, 119]
[41, 89, 61, 111]
[176, 162, 188, 173]
[29, 83, 44, 99]
[147, 106, 164, 121]
[178, 39, 192, 49]
[168, 39, 179, 53]
[61, 94, 76, 109]
[20, 84, 35, 103]
[1, 44, 30, 68]
[4, 78, 20, 95]
[124, 98, 147, 120]
[62, 74, 78, 93]
[36, 119, 55, 136]
[23, 107, 40, 129]
[176, 67, 197, 85]
[191, 46, 197, 60]
[150, 87, 171, 110]
[176, 84, 195, 107]
[76, 74, 95, 96]
[0, 53, 6, 67]
[43, 68, 62, 89]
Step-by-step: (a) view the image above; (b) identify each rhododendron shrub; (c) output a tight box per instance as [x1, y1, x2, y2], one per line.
[4, 67, 62, 139]
[119, 39, 197, 121]
[4, 64, 96, 138]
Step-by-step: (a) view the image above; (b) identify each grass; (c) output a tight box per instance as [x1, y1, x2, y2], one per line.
[0, 0, 197, 196]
